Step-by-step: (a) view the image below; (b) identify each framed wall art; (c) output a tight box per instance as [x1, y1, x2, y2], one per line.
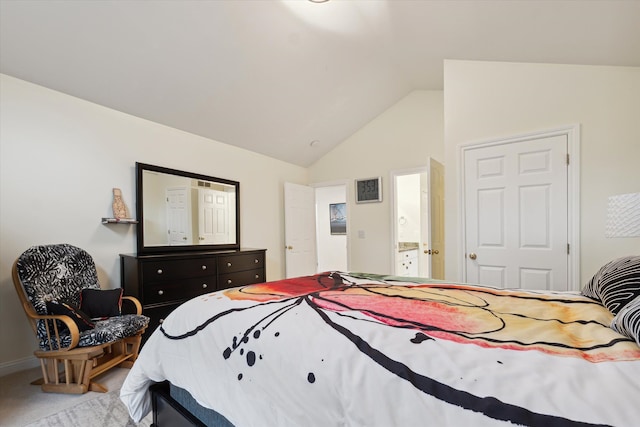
[329, 203, 347, 235]
[355, 177, 382, 203]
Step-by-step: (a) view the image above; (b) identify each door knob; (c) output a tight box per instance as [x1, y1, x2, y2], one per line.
[469, 252, 477, 260]
[285, 245, 293, 250]
[424, 249, 431, 255]
[433, 249, 439, 255]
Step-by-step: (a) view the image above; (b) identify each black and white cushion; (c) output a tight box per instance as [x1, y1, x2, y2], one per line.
[15, 244, 149, 350]
[581, 255, 640, 315]
[38, 314, 151, 350]
[611, 295, 640, 347]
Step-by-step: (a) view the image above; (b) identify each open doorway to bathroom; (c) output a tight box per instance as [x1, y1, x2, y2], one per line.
[391, 159, 444, 279]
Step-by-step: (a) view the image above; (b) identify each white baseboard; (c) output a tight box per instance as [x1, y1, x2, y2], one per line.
[0, 355, 39, 378]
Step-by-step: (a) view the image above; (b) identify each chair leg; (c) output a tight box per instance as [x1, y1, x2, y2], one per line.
[118, 334, 142, 368]
[37, 357, 97, 394]
[88, 381, 108, 393]
[31, 333, 145, 394]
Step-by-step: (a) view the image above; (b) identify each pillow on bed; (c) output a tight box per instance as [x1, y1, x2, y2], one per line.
[611, 295, 640, 347]
[79, 288, 123, 319]
[581, 256, 640, 314]
[46, 300, 95, 332]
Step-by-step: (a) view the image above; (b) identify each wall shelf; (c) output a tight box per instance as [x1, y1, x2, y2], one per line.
[102, 218, 138, 224]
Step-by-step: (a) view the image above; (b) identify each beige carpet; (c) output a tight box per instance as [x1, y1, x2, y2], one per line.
[0, 367, 152, 427]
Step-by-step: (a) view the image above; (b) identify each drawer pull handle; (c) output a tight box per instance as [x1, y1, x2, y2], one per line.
[227, 262, 232, 267]
[254, 259, 259, 263]
[159, 318, 164, 324]
[227, 279, 232, 285]
[255, 274, 259, 279]
[157, 269, 163, 274]
[202, 283, 208, 289]
[158, 290, 164, 295]
[201, 265, 207, 270]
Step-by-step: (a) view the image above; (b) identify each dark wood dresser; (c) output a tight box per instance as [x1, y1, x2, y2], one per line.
[120, 248, 266, 343]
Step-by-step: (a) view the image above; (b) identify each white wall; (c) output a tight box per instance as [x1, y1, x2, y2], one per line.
[0, 74, 307, 372]
[315, 185, 347, 272]
[309, 90, 444, 274]
[444, 61, 640, 285]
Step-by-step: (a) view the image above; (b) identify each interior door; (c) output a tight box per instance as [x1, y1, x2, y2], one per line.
[419, 171, 431, 277]
[198, 188, 229, 244]
[463, 134, 568, 290]
[428, 158, 445, 279]
[284, 182, 317, 278]
[166, 186, 191, 245]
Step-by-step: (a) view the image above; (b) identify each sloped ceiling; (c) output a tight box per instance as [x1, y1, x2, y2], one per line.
[1, 0, 639, 166]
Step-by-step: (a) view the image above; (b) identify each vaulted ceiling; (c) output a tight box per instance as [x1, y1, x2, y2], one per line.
[2, 1, 639, 166]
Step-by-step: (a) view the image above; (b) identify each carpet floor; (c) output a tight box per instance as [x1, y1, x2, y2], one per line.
[0, 367, 152, 427]
[23, 390, 151, 427]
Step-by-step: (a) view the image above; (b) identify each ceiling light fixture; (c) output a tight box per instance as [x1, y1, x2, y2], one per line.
[308, 0, 329, 3]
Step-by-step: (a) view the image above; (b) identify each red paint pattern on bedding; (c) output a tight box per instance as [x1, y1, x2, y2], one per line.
[224, 273, 640, 362]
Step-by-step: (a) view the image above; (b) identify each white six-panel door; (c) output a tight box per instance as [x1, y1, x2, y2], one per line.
[463, 134, 568, 290]
[166, 186, 192, 245]
[284, 182, 318, 278]
[198, 188, 229, 244]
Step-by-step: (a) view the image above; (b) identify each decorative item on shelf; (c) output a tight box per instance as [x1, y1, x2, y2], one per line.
[112, 188, 128, 219]
[102, 188, 137, 224]
[355, 177, 382, 204]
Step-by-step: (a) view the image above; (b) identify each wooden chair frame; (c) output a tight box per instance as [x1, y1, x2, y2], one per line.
[12, 260, 147, 394]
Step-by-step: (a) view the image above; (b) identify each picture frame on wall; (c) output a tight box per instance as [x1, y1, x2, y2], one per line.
[329, 203, 347, 235]
[355, 177, 382, 204]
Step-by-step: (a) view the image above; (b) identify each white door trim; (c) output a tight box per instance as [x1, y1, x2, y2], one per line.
[458, 125, 581, 290]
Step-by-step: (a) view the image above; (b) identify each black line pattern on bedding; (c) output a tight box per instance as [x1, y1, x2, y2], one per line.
[160, 272, 614, 427]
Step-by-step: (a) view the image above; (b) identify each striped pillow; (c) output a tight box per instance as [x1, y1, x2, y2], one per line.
[581, 256, 640, 314]
[611, 295, 640, 347]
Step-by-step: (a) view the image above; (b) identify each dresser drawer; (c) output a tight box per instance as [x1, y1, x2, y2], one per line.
[217, 252, 265, 274]
[145, 276, 215, 304]
[142, 258, 217, 281]
[142, 303, 181, 344]
[219, 269, 265, 289]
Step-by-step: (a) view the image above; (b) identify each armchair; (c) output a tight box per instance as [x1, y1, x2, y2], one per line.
[12, 244, 149, 394]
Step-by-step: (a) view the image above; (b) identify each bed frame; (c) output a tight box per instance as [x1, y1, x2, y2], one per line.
[150, 382, 207, 427]
[150, 382, 233, 427]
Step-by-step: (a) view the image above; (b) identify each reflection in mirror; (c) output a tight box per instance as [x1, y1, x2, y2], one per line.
[136, 163, 240, 254]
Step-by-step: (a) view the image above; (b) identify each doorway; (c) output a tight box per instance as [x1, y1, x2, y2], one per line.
[284, 182, 348, 278]
[315, 185, 348, 273]
[391, 159, 444, 279]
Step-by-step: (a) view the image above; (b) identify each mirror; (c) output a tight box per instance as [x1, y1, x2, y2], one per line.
[136, 162, 240, 254]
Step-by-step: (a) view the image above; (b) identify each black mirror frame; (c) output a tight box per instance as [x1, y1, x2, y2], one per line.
[136, 162, 240, 254]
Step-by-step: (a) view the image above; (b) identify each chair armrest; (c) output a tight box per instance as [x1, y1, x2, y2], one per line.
[30, 313, 80, 351]
[122, 295, 143, 315]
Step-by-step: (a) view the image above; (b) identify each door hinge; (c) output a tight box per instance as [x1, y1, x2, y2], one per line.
[566, 154, 570, 165]
[567, 243, 570, 255]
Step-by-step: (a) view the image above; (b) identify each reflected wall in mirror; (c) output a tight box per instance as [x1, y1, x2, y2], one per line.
[136, 162, 240, 254]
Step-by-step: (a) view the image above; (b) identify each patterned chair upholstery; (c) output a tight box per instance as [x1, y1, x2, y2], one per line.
[12, 244, 149, 394]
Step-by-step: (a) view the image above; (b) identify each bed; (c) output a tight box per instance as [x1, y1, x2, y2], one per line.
[121, 262, 640, 427]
